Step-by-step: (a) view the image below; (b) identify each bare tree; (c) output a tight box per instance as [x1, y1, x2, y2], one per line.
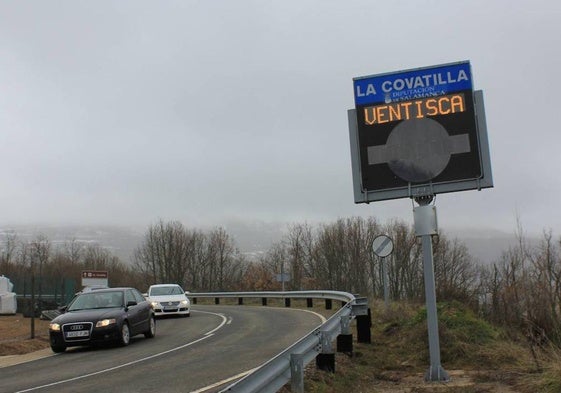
[344, 217, 374, 296]
[185, 229, 208, 291]
[524, 230, 561, 343]
[313, 220, 347, 291]
[0, 232, 18, 281]
[383, 221, 422, 300]
[133, 220, 190, 285]
[241, 262, 275, 291]
[29, 235, 51, 312]
[433, 234, 478, 303]
[284, 223, 314, 290]
[206, 227, 242, 291]
[64, 238, 83, 266]
[0, 231, 18, 265]
[258, 242, 287, 290]
[134, 221, 245, 291]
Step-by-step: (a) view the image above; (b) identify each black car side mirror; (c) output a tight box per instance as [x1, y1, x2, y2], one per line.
[126, 300, 137, 308]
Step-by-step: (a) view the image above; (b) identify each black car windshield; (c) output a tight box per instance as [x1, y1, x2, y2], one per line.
[150, 286, 183, 296]
[68, 291, 124, 311]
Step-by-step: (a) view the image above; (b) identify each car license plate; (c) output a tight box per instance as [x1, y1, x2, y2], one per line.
[164, 306, 177, 310]
[66, 330, 89, 338]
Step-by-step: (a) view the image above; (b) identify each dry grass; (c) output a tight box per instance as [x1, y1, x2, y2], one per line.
[280, 300, 561, 393]
[0, 314, 51, 355]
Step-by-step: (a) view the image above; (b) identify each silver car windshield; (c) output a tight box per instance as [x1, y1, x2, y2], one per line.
[150, 286, 183, 296]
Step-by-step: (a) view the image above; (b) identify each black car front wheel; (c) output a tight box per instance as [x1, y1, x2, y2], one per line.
[144, 316, 156, 338]
[119, 322, 131, 346]
[51, 345, 66, 353]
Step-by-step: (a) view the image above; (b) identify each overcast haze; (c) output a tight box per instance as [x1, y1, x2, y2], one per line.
[1, 1, 560, 237]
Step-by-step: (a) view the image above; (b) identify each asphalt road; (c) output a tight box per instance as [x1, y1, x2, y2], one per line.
[0, 305, 324, 393]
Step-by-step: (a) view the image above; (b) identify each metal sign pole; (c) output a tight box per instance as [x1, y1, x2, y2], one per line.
[372, 235, 394, 310]
[382, 256, 389, 309]
[413, 196, 449, 382]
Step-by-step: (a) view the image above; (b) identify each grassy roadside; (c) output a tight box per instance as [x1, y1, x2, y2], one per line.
[3, 301, 561, 392]
[285, 300, 561, 393]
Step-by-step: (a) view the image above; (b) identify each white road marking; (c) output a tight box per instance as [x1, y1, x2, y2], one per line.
[16, 311, 228, 393]
[188, 307, 326, 393]
[188, 367, 258, 393]
[294, 308, 327, 324]
[16, 307, 326, 393]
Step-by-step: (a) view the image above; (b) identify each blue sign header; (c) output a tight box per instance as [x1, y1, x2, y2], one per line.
[353, 61, 473, 106]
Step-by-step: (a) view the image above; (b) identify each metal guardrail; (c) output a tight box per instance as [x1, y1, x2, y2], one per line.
[188, 290, 367, 393]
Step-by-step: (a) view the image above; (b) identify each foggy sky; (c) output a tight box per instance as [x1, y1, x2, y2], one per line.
[1, 1, 560, 236]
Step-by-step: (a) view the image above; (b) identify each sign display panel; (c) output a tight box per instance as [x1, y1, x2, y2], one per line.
[81, 270, 109, 287]
[349, 61, 493, 203]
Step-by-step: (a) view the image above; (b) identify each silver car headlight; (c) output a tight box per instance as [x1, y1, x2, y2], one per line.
[150, 301, 159, 308]
[96, 318, 116, 328]
[180, 300, 189, 306]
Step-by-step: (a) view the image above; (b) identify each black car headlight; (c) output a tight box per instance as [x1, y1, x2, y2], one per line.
[49, 323, 61, 332]
[96, 318, 117, 328]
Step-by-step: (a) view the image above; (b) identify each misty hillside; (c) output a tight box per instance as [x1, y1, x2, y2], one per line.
[444, 228, 525, 264]
[0, 222, 529, 266]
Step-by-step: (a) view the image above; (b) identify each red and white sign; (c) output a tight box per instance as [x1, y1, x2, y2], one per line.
[82, 270, 108, 279]
[81, 270, 109, 287]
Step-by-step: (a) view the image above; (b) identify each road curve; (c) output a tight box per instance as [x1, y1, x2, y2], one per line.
[0, 305, 323, 393]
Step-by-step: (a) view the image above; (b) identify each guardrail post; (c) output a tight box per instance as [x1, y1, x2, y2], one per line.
[192, 297, 197, 305]
[290, 353, 305, 393]
[337, 314, 353, 356]
[215, 297, 220, 305]
[356, 308, 372, 343]
[261, 297, 267, 306]
[238, 297, 243, 305]
[316, 331, 335, 372]
[306, 298, 313, 308]
[325, 299, 332, 310]
[285, 298, 291, 307]
[337, 334, 353, 356]
[340, 314, 352, 335]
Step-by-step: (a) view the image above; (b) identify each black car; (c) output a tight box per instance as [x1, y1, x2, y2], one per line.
[49, 287, 155, 353]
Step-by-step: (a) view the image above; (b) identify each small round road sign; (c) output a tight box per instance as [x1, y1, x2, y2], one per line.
[372, 235, 394, 258]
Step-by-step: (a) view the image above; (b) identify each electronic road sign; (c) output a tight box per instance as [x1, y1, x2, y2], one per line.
[348, 61, 493, 203]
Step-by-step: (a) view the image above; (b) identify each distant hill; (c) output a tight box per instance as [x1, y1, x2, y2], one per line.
[0, 225, 144, 264]
[0, 221, 283, 264]
[444, 228, 521, 264]
[0, 223, 535, 266]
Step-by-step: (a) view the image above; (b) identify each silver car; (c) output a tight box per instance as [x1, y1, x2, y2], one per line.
[145, 284, 190, 317]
